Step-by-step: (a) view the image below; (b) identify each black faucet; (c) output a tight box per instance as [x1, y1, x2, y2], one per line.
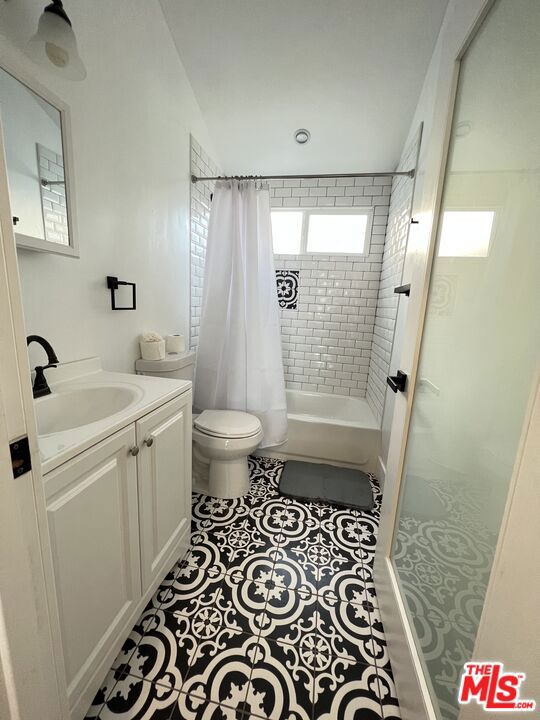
[26, 335, 59, 398]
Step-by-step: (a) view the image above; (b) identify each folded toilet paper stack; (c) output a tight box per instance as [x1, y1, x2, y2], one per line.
[139, 332, 165, 361]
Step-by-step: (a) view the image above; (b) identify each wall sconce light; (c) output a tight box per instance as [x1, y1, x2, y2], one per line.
[26, 0, 86, 81]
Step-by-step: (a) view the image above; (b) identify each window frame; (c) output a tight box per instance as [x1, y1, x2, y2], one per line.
[271, 206, 373, 256]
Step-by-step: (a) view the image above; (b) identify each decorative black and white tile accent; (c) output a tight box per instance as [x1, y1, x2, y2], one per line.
[276, 270, 300, 309]
[86, 456, 400, 720]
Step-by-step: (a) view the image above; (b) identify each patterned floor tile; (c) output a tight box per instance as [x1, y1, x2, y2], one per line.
[317, 598, 377, 666]
[357, 518, 378, 556]
[226, 549, 277, 584]
[273, 504, 320, 546]
[313, 661, 383, 720]
[86, 666, 125, 718]
[182, 629, 259, 710]
[193, 494, 250, 530]
[183, 526, 236, 572]
[147, 563, 184, 612]
[98, 674, 179, 719]
[258, 584, 318, 643]
[307, 500, 340, 525]
[159, 564, 224, 615]
[248, 455, 284, 479]
[110, 615, 148, 673]
[247, 457, 283, 504]
[110, 606, 164, 677]
[272, 527, 320, 586]
[169, 693, 233, 720]
[376, 667, 401, 719]
[227, 515, 281, 567]
[320, 509, 363, 549]
[86, 457, 398, 720]
[217, 575, 269, 635]
[367, 605, 391, 670]
[119, 608, 197, 690]
[269, 551, 318, 599]
[191, 496, 219, 526]
[317, 526, 363, 585]
[251, 498, 296, 534]
[319, 564, 378, 607]
[247, 638, 314, 720]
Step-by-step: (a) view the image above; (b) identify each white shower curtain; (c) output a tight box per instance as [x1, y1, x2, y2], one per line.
[194, 180, 287, 448]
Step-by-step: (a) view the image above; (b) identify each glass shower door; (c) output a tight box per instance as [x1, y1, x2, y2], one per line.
[391, 1, 540, 719]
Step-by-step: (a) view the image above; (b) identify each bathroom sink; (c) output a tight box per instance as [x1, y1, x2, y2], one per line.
[35, 385, 140, 436]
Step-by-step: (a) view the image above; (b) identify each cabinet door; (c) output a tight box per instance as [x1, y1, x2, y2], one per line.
[44, 426, 141, 704]
[136, 392, 192, 591]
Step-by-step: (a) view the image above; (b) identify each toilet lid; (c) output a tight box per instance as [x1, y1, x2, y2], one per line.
[194, 410, 262, 439]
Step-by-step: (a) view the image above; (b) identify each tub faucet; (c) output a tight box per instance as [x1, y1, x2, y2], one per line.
[26, 335, 59, 398]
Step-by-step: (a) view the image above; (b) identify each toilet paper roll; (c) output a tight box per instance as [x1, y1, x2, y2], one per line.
[166, 334, 186, 353]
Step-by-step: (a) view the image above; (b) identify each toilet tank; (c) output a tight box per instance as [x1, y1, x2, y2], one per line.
[135, 350, 196, 382]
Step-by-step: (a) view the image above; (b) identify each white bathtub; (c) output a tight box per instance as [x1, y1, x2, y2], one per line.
[258, 390, 381, 474]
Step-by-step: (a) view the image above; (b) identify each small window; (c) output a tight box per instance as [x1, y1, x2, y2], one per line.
[271, 211, 303, 254]
[307, 213, 369, 254]
[438, 210, 495, 257]
[271, 208, 372, 255]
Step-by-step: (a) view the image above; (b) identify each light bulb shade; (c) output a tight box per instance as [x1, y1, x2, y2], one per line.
[26, 9, 86, 81]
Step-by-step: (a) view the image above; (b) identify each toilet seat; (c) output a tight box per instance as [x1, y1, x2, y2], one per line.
[194, 409, 262, 439]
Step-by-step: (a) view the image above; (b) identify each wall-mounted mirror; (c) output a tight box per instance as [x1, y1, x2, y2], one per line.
[0, 65, 78, 257]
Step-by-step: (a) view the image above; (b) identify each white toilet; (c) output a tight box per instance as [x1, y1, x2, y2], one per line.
[192, 409, 263, 498]
[135, 352, 263, 499]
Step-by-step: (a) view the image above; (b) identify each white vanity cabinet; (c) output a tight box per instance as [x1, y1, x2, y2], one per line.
[44, 425, 141, 705]
[42, 389, 192, 719]
[136, 393, 192, 590]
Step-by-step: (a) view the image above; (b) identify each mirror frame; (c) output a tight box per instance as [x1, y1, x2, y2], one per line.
[0, 58, 79, 258]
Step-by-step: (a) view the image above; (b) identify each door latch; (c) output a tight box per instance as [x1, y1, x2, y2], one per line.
[387, 371, 408, 393]
[10, 436, 32, 478]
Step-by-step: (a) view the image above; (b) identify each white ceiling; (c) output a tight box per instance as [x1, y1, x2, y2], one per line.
[160, 0, 449, 174]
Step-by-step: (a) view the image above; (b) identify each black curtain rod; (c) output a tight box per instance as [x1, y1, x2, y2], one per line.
[191, 170, 415, 183]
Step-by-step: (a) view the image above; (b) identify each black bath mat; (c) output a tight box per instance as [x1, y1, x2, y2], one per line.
[278, 460, 374, 511]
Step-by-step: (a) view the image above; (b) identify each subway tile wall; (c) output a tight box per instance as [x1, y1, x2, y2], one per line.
[366, 132, 420, 422]
[37, 143, 69, 246]
[270, 177, 391, 396]
[188, 154, 406, 406]
[190, 136, 220, 350]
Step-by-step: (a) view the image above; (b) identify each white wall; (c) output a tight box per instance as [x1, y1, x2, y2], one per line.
[0, 0, 218, 374]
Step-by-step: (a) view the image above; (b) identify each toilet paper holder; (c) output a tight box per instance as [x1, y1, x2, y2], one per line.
[106, 276, 137, 310]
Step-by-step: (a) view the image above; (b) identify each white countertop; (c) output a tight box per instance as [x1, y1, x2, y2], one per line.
[37, 357, 191, 475]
